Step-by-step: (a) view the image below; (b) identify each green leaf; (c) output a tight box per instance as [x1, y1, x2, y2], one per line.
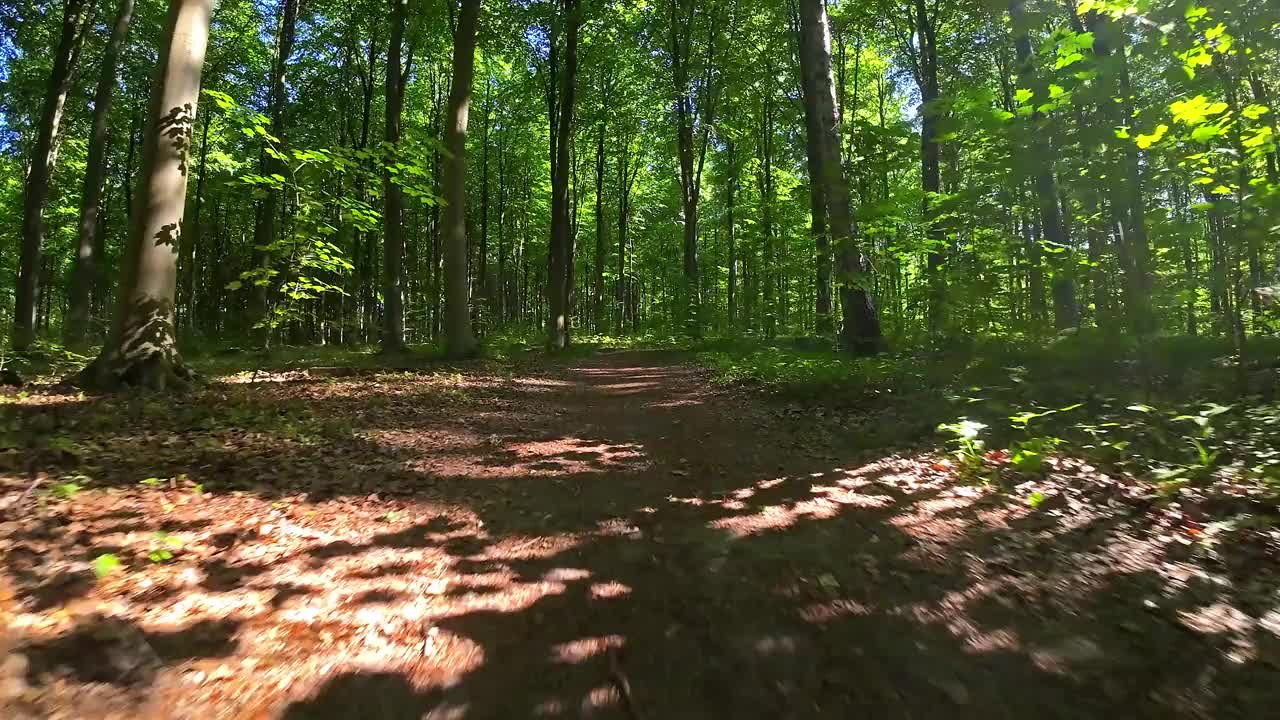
[1191, 124, 1222, 143]
[93, 554, 122, 578]
[1241, 104, 1270, 121]
[1054, 52, 1084, 70]
[1136, 124, 1168, 149]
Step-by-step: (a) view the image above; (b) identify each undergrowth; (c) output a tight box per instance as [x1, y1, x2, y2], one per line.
[697, 331, 1280, 509]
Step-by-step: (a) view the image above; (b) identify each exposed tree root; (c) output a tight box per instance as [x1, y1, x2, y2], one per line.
[608, 648, 646, 720]
[76, 350, 195, 392]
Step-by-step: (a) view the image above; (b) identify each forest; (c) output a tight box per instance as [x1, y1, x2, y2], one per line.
[1, 0, 1279, 717]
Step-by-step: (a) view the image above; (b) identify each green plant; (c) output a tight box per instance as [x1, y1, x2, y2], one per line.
[50, 481, 83, 499]
[92, 554, 122, 578]
[148, 532, 184, 563]
[1172, 403, 1231, 478]
[1010, 436, 1061, 474]
[1003, 403, 1080, 474]
[938, 419, 988, 475]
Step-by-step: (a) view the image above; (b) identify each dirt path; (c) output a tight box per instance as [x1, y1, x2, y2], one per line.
[3, 351, 1277, 719]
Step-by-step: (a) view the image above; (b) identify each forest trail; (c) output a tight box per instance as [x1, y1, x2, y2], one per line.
[3, 351, 1278, 719]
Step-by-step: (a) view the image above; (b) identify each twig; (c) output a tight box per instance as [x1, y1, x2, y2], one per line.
[608, 648, 646, 720]
[20, 471, 45, 502]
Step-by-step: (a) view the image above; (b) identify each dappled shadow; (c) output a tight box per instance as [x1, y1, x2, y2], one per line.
[3, 350, 1278, 718]
[281, 672, 443, 720]
[24, 617, 241, 687]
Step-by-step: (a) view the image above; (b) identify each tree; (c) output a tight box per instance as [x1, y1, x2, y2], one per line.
[1009, 0, 1076, 331]
[893, 0, 947, 338]
[251, 0, 300, 346]
[66, 0, 136, 349]
[798, 0, 882, 353]
[13, 0, 94, 351]
[547, 0, 582, 350]
[667, 0, 719, 337]
[80, 0, 216, 389]
[443, 0, 483, 357]
[383, 0, 413, 352]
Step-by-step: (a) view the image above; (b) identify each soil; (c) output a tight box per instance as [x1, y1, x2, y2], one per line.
[2, 350, 1278, 719]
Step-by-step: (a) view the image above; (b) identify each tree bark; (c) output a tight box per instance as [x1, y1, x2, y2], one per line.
[15, 0, 93, 350]
[251, 0, 300, 346]
[616, 136, 635, 334]
[81, 0, 214, 389]
[478, 76, 492, 331]
[900, 0, 946, 338]
[443, 0, 483, 357]
[1085, 10, 1153, 335]
[547, 0, 581, 350]
[66, 0, 135, 349]
[1010, 0, 1076, 331]
[382, 0, 410, 351]
[668, 0, 716, 337]
[798, 0, 883, 353]
[593, 111, 607, 332]
[726, 138, 738, 331]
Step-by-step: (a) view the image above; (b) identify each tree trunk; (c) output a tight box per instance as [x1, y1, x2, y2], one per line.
[912, 0, 946, 338]
[593, 115, 607, 332]
[757, 90, 777, 338]
[726, 138, 738, 331]
[443, 0, 483, 357]
[15, 0, 93, 351]
[382, 0, 410, 351]
[547, 0, 581, 350]
[801, 43, 832, 336]
[1010, 0, 1076, 331]
[616, 139, 634, 334]
[496, 130, 508, 325]
[81, 0, 214, 389]
[66, 0, 135, 349]
[477, 76, 491, 331]
[668, 0, 715, 338]
[251, 0, 300, 346]
[1086, 10, 1153, 335]
[798, 0, 883, 353]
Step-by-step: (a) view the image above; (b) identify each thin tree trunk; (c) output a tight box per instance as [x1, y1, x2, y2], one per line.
[82, 0, 214, 388]
[15, 0, 93, 350]
[181, 107, 212, 335]
[909, 0, 945, 338]
[67, 0, 135, 348]
[1086, 10, 1153, 334]
[726, 139, 737, 331]
[547, 0, 581, 350]
[798, 0, 883, 353]
[496, 129, 507, 325]
[251, 0, 299, 346]
[1010, 0, 1076, 330]
[443, 0, 483, 356]
[668, 0, 716, 337]
[382, 0, 410, 351]
[593, 112, 607, 332]
[616, 138, 635, 334]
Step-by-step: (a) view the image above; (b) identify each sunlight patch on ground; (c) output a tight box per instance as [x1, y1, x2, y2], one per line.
[799, 599, 873, 623]
[550, 635, 625, 664]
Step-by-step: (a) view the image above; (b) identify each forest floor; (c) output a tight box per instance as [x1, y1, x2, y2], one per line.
[2, 349, 1279, 719]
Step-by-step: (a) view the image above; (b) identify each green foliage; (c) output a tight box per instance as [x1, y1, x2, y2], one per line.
[92, 553, 122, 579]
[938, 418, 989, 476]
[49, 481, 83, 500]
[148, 532, 183, 564]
